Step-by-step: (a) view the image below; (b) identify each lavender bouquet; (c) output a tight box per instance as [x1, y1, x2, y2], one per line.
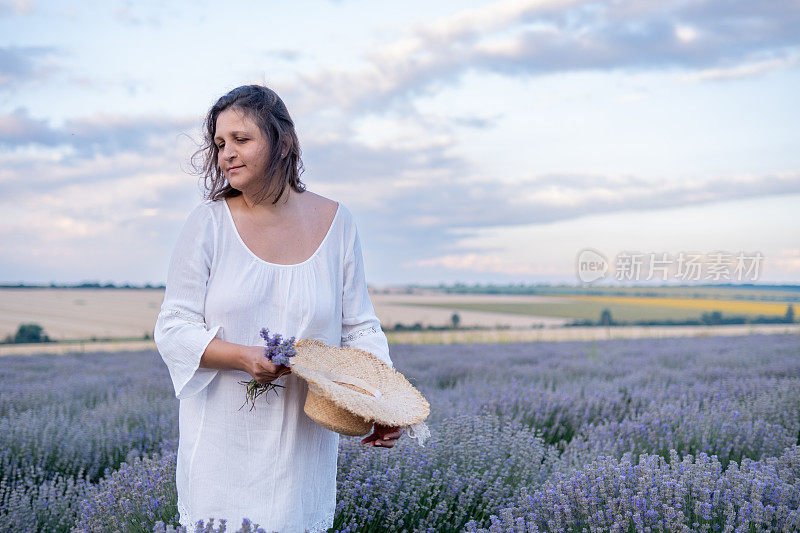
[238, 328, 297, 411]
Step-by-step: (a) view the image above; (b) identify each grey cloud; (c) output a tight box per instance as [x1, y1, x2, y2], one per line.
[0, 148, 184, 199]
[302, 138, 467, 185]
[293, 132, 800, 281]
[374, 171, 800, 230]
[61, 114, 195, 157]
[0, 0, 34, 17]
[0, 45, 56, 89]
[5, 105, 796, 235]
[451, 114, 501, 129]
[0, 107, 61, 144]
[289, 0, 800, 114]
[346, 168, 800, 279]
[0, 109, 202, 206]
[265, 49, 302, 61]
[2, 121, 797, 284]
[0, 107, 196, 157]
[283, 132, 800, 236]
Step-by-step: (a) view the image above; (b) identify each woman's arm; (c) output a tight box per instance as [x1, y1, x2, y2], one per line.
[154, 204, 222, 399]
[199, 338, 253, 371]
[339, 208, 402, 448]
[200, 339, 290, 384]
[340, 210, 392, 366]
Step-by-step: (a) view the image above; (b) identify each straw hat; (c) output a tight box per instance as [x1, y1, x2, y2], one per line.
[290, 339, 430, 445]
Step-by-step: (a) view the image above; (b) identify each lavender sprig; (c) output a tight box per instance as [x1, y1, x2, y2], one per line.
[259, 327, 297, 365]
[239, 328, 297, 411]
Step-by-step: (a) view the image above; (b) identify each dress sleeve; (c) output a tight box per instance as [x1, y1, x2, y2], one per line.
[341, 212, 393, 368]
[154, 203, 222, 399]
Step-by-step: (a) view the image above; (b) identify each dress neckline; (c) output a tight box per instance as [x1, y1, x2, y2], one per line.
[221, 197, 340, 268]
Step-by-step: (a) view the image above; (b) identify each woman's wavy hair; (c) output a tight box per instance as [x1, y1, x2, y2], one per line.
[193, 85, 306, 204]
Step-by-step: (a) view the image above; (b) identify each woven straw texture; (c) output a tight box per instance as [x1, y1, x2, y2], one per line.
[303, 390, 373, 436]
[291, 339, 429, 428]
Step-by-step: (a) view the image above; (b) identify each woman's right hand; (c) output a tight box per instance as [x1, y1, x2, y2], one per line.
[242, 345, 292, 385]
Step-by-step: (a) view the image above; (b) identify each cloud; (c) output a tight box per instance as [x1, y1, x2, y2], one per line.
[2, 117, 798, 283]
[409, 253, 542, 275]
[683, 52, 800, 81]
[0, 0, 35, 16]
[0, 149, 204, 283]
[0, 107, 60, 144]
[293, 122, 800, 280]
[370, 170, 800, 231]
[325, 166, 800, 281]
[774, 249, 800, 272]
[0, 45, 56, 89]
[0, 107, 196, 157]
[114, 4, 162, 27]
[283, 0, 800, 115]
[264, 49, 302, 62]
[0, 109, 204, 222]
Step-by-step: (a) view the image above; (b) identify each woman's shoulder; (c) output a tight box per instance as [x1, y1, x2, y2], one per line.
[301, 190, 355, 228]
[301, 190, 340, 213]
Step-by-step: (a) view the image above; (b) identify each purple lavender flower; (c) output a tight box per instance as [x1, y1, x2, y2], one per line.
[238, 329, 298, 410]
[259, 328, 296, 366]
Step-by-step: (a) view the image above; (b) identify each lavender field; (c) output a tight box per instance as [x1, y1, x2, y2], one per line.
[1, 334, 799, 532]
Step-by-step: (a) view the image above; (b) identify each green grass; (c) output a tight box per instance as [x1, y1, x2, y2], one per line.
[405, 301, 722, 322]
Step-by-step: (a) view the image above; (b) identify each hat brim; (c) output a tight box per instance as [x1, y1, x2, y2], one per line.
[290, 339, 429, 429]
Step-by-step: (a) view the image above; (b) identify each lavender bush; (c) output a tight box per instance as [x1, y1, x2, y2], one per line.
[0, 350, 176, 483]
[74, 443, 179, 533]
[465, 445, 800, 532]
[0, 468, 90, 532]
[0, 350, 177, 532]
[1, 334, 799, 531]
[333, 414, 559, 532]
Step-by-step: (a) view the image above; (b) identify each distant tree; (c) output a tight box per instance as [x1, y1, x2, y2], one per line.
[702, 311, 723, 325]
[451, 312, 461, 329]
[786, 305, 795, 323]
[13, 323, 51, 343]
[599, 308, 613, 326]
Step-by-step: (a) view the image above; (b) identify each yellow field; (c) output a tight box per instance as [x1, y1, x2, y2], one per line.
[569, 295, 790, 315]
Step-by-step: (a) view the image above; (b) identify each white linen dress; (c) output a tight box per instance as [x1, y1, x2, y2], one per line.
[153, 197, 392, 532]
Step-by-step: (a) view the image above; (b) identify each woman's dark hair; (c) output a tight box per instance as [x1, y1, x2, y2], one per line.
[193, 85, 306, 204]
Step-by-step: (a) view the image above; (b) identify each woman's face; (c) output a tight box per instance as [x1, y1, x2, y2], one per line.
[214, 108, 271, 193]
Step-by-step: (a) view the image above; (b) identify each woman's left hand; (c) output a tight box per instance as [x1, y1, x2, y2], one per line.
[361, 424, 403, 448]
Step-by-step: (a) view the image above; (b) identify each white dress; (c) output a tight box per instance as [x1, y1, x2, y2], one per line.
[153, 197, 392, 532]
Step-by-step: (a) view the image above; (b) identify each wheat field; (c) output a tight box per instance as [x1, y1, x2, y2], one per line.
[0, 289, 569, 343]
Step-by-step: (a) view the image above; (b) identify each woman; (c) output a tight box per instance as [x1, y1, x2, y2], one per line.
[154, 85, 402, 532]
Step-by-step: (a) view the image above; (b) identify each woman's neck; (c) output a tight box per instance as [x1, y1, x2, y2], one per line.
[237, 187, 302, 219]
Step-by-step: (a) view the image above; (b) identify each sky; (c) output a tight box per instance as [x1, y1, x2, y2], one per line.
[1, 0, 799, 287]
